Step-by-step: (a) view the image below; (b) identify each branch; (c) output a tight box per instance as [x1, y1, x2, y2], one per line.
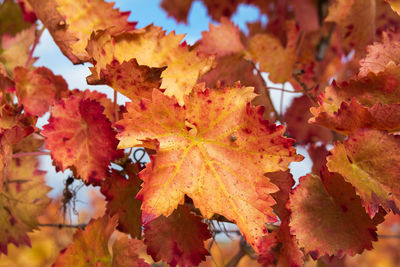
[187, 202, 279, 231]
[267, 86, 300, 93]
[38, 223, 87, 229]
[247, 60, 281, 122]
[316, 23, 335, 61]
[292, 70, 318, 105]
[225, 237, 250, 267]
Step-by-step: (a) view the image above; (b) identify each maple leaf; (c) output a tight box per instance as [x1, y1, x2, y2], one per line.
[386, 0, 400, 15]
[14, 66, 69, 116]
[308, 144, 329, 174]
[71, 89, 120, 123]
[53, 215, 150, 267]
[327, 128, 400, 217]
[0, 63, 14, 92]
[90, 59, 165, 102]
[116, 86, 302, 250]
[12, 134, 43, 155]
[310, 65, 400, 134]
[86, 25, 214, 105]
[198, 17, 245, 58]
[257, 171, 304, 267]
[0, 25, 36, 76]
[247, 20, 300, 84]
[160, 0, 194, 23]
[0, 0, 32, 37]
[359, 31, 400, 77]
[325, 0, 375, 54]
[17, 0, 37, 24]
[27, 0, 135, 63]
[292, 0, 319, 32]
[0, 156, 50, 255]
[258, 219, 304, 267]
[199, 54, 276, 120]
[201, 0, 240, 21]
[267, 171, 295, 220]
[144, 205, 211, 267]
[289, 168, 383, 259]
[0, 93, 37, 138]
[0, 127, 37, 191]
[42, 95, 121, 185]
[100, 165, 142, 239]
[111, 237, 150, 267]
[284, 95, 332, 144]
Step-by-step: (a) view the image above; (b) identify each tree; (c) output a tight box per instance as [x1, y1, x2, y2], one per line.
[0, 0, 400, 266]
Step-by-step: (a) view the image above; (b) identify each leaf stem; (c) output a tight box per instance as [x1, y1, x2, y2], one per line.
[12, 151, 51, 158]
[25, 25, 45, 68]
[248, 60, 281, 121]
[267, 86, 299, 93]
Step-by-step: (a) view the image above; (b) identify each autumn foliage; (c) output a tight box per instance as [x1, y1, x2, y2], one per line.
[1, 0, 400, 266]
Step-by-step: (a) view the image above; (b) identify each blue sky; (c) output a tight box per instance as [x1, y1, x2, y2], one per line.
[33, 0, 310, 203]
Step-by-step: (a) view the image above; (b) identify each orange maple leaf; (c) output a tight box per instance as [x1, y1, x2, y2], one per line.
[86, 25, 214, 105]
[116, 85, 302, 250]
[310, 65, 400, 135]
[246, 20, 299, 84]
[28, 0, 135, 63]
[198, 17, 245, 58]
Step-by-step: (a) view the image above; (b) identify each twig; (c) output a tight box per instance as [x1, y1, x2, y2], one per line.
[212, 229, 241, 235]
[316, 23, 335, 61]
[133, 148, 146, 165]
[188, 203, 279, 231]
[267, 87, 299, 93]
[225, 237, 248, 267]
[38, 223, 87, 229]
[248, 60, 280, 121]
[12, 151, 51, 158]
[292, 70, 318, 105]
[25, 25, 45, 67]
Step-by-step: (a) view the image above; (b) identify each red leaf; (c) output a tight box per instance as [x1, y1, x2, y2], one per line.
[42, 95, 121, 184]
[144, 205, 211, 267]
[289, 168, 384, 259]
[14, 66, 69, 116]
[100, 165, 142, 239]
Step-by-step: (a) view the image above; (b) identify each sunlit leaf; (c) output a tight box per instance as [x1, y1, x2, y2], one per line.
[116, 85, 302, 251]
